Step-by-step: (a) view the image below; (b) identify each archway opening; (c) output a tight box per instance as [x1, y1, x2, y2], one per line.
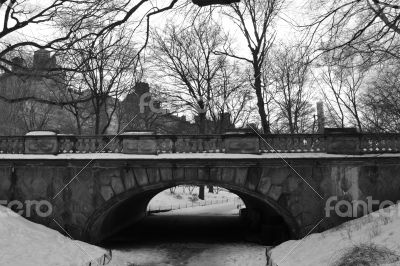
[93, 183, 294, 248]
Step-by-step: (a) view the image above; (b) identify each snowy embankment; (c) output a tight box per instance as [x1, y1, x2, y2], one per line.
[268, 204, 400, 266]
[0, 205, 110, 266]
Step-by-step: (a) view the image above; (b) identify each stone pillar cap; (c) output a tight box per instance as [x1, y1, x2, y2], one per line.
[121, 131, 155, 136]
[26, 131, 57, 136]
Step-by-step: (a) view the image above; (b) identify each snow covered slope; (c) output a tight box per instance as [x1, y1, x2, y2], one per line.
[268, 204, 400, 266]
[0, 205, 109, 266]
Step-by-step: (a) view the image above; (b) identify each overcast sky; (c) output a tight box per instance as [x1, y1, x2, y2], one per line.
[3, 0, 312, 58]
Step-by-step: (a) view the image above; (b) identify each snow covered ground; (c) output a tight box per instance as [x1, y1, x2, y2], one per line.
[156, 201, 242, 216]
[0, 205, 109, 266]
[148, 186, 242, 211]
[269, 204, 400, 266]
[108, 243, 267, 266]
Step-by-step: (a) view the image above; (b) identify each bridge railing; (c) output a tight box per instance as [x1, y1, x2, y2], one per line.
[259, 134, 326, 153]
[0, 136, 25, 154]
[1, 132, 400, 155]
[360, 133, 400, 154]
[58, 134, 226, 154]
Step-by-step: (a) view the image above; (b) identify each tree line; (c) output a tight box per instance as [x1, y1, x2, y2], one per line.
[1, 0, 400, 135]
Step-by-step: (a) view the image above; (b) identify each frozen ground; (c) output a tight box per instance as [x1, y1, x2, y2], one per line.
[108, 243, 266, 266]
[147, 186, 241, 211]
[269, 204, 400, 266]
[0, 205, 108, 266]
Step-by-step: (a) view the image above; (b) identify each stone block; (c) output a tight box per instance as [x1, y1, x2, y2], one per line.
[198, 168, 210, 180]
[289, 203, 303, 217]
[123, 169, 136, 190]
[173, 168, 184, 180]
[235, 168, 248, 186]
[185, 168, 198, 180]
[122, 132, 157, 154]
[111, 176, 124, 194]
[98, 169, 119, 186]
[222, 168, 235, 183]
[25, 131, 58, 154]
[246, 168, 260, 191]
[72, 213, 87, 227]
[100, 186, 113, 201]
[146, 168, 161, 184]
[269, 168, 290, 185]
[223, 133, 259, 154]
[160, 168, 173, 181]
[257, 177, 272, 195]
[210, 168, 222, 182]
[284, 175, 301, 193]
[133, 168, 148, 186]
[17, 167, 50, 198]
[325, 128, 361, 155]
[0, 167, 12, 199]
[268, 185, 283, 201]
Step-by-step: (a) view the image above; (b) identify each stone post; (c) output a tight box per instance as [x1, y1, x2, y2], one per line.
[122, 131, 158, 155]
[325, 128, 361, 155]
[223, 130, 260, 154]
[24, 131, 59, 155]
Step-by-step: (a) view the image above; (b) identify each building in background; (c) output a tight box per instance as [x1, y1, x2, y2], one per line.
[0, 50, 236, 135]
[0, 49, 73, 135]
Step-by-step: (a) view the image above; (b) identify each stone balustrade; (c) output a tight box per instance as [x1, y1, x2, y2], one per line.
[0, 130, 398, 155]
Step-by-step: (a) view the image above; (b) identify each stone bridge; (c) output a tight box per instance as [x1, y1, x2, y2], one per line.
[1, 131, 400, 244]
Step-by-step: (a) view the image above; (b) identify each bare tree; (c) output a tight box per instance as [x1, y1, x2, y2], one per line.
[0, 0, 179, 106]
[307, 0, 400, 63]
[266, 44, 315, 133]
[220, 0, 283, 133]
[61, 27, 142, 135]
[152, 19, 228, 134]
[208, 60, 254, 132]
[362, 62, 400, 132]
[319, 50, 369, 131]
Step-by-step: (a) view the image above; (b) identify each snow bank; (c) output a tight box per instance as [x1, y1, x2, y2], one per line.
[0, 205, 109, 266]
[269, 204, 400, 266]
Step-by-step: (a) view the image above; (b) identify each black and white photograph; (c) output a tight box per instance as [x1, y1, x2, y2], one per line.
[1, 0, 400, 265]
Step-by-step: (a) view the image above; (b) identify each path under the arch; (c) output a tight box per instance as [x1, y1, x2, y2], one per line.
[103, 202, 268, 266]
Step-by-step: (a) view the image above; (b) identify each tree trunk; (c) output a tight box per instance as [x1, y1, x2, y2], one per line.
[75, 113, 82, 135]
[199, 185, 205, 200]
[198, 105, 206, 134]
[196, 104, 206, 200]
[94, 104, 101, 135]
[254, 66, 270, 134]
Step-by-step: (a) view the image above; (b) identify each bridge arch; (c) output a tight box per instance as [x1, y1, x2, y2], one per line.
[83, 173, 301, 244]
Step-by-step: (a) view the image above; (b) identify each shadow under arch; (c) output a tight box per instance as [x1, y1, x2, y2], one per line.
[84, 181, 299, 244]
